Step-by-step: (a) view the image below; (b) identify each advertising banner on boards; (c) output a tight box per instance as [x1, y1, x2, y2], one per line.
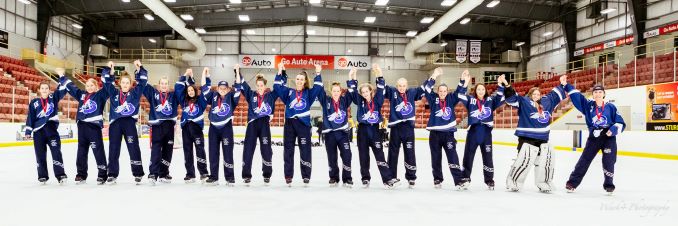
[646, 81, 678, 131]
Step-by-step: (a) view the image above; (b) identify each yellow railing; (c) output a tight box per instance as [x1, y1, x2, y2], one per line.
[108, 48, 180, 61]
[33, 64, 60, 81]
[21, 49, 118, 84]
[21, 49, 91, 84]
[21, 49, 79, 69]
[22, 48, 180, 80]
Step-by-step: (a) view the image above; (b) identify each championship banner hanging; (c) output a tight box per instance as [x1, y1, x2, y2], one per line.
[469, 40, 481, 64]
[456, 40, 468, 63]
[646, 81, 678, 131]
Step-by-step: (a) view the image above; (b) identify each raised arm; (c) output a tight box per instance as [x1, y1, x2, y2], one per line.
[237, 64, 255, 102]
[422, 68, 441, 103]
[562, 80, 590, 115]
[136, 60, 157, 100]
[411, 78, 430, 101]
[130, 60, 149, 100]
[135, 60, 148, 88]
[62, 74, 84, 100]
[201, 67, 214, 104]
[174, 69, 191, 106]
[196, 71, 210, 108]
[372, 64, 386, 104]
[53, 68, 69, 101]
[240, 79, 253, 100]
[374, 77, 386, 104]
[273, 62, 291, 103]
[490, 74, 507, 111]
[347, 79, 360, 105]
[490, 85, 506, 111]
[102, 61, 119, 97]
[503, 78, 523, 109]
[342, 68, 357, 106]
[173, 72, 188, 100]
[231, 68, 242, 106]
[456, 70, 471, 110]
[371, 63, 396, 99]
[317, 88, 328, 108]
[308, 64, 325, 102]
[186, 72, 196, 86]
[541, 75, 568, 112]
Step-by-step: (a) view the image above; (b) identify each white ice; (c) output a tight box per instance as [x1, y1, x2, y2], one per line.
[0, 138, 676, 226]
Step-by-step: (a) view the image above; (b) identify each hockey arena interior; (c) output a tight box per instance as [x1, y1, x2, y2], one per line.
[0, 0, 676, 225]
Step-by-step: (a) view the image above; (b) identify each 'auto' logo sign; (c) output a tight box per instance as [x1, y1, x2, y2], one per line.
[333, 56, 371, 70]
[241, 56, 273, 67]
[338, 58, 368, 68]
[242, 56, 253, 66]
[338, 57, 348, 67]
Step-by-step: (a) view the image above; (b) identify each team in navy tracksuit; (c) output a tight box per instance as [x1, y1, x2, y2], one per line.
[458, 79, 506, 189]
[564, 84, 626, 193]
[25, 76, 69, 184]
[504, 76, 568, 192]
[384, 78, 427, 186]
[317, 80, 355, 186]
[203, 70, 242, 185]
[176, 71, 209, 183]
[347, 72, 399, 188]
[101, 65, 145, 184]
[240, 73, 278, 184]
[63, 74, 110, 184]
[140, 66, 182, 184]
[273, 65, 324, 185]
[422, 74, 466, 188]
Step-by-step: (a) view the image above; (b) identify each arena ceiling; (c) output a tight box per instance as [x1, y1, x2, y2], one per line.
[46, 0, 576, 40]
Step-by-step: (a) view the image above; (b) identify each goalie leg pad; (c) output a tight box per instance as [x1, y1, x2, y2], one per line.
[534, 143, 555, 191]
[506, 142, 538, 191]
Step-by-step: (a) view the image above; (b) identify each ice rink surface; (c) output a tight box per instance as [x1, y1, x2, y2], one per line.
[1, 138, 675, 226]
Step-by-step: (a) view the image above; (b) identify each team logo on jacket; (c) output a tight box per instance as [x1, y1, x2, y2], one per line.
[470, 106, 492, 120]
[328, 110, 347, 124]
[212, 103, 231, 117]
[36, 103, 55, 118]
[255, 103, 272, 116]
[186, 105, 200, 117]
[289, 98, 307, 110]
[362, 111, 379, 124]
[591, 115, 608, 127]
[434, 107, 453, 120]
[115, 102, 136, 116]
[80, 99, 98, 114]
[155, 102, 173, 115]
[530, 111, 552, 124]
[395, 102, 414, 115]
